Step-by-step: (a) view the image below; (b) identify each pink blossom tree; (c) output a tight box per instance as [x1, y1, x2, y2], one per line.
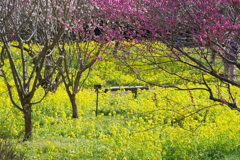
[91, 0, 240, 110]
[0, 0, 110, 138]
[53, 0, 109, 119]
[0, 0, 96, 139]
[0, 0, 69, 139]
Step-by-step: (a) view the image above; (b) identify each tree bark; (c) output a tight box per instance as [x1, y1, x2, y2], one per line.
[70, 94, 79, 118]
[23, 104, 33, 140]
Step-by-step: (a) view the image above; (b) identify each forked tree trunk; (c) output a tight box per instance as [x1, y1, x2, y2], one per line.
[23, 104, 33, 140]
[70, 94, 79, 118]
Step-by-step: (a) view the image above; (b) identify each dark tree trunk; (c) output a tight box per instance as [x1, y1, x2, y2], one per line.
[23, 104, 33, 140]
[70, 94, 79, 118]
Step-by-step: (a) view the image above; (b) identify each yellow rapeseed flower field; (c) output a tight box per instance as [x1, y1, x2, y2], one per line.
[1, 42, 240, 159]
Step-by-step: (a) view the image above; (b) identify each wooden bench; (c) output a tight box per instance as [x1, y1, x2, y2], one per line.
[94, 85, 149, 97]
[94, 85, 149, 116]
